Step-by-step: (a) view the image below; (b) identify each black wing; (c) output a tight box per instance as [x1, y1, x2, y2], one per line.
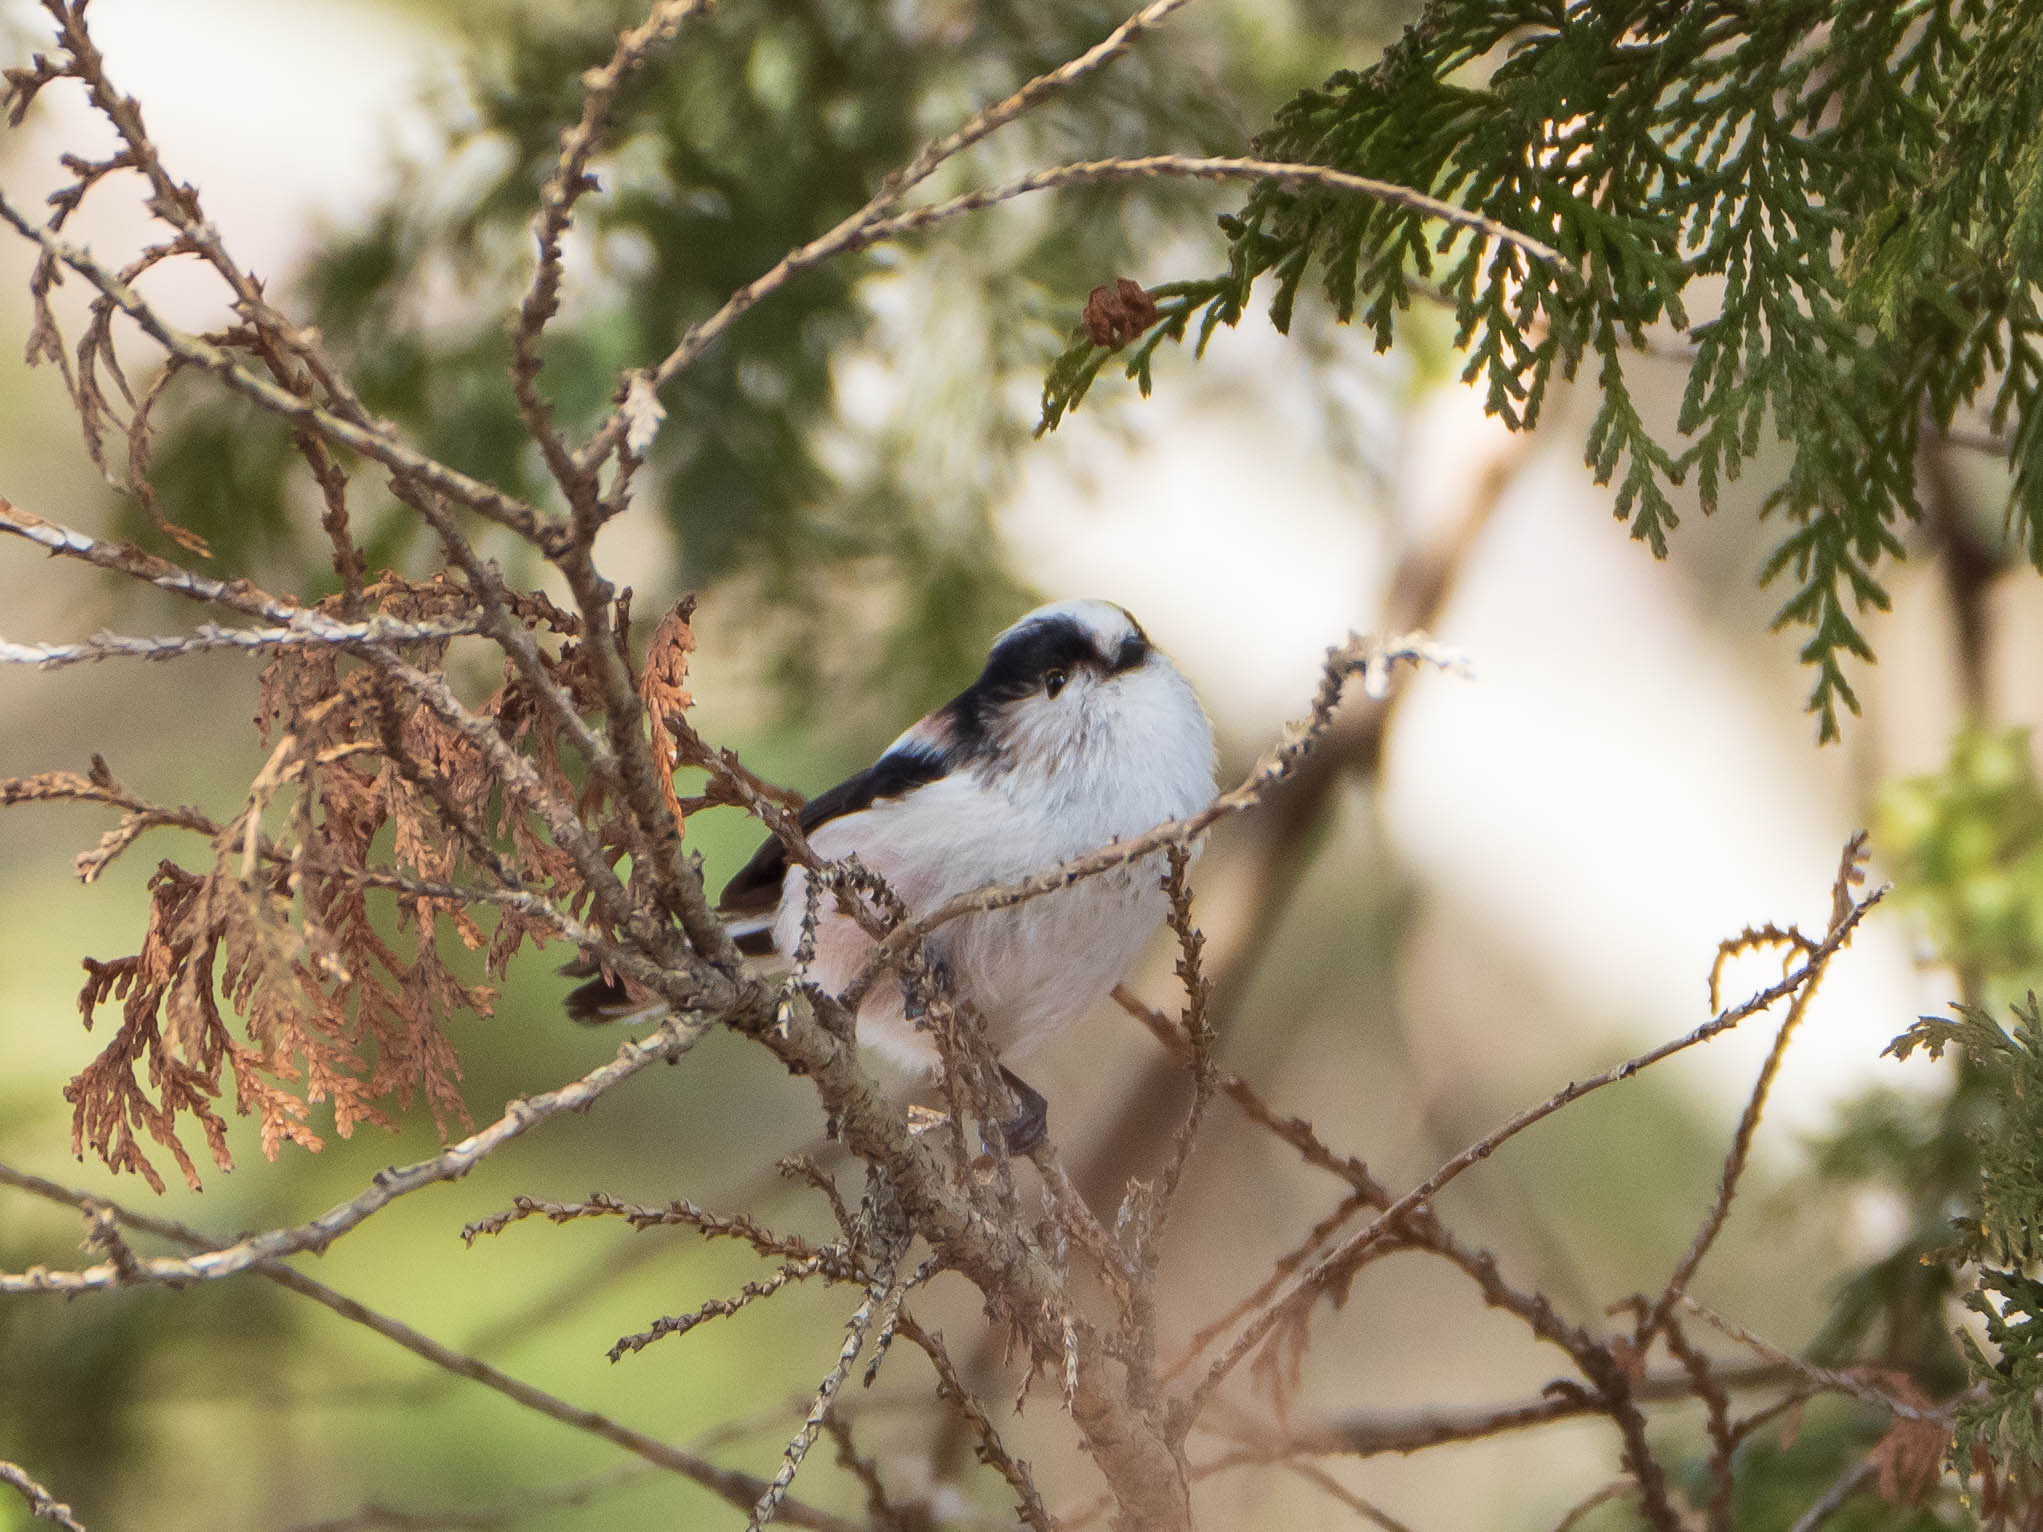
[717, 744, 949, 915]
[564, 743, 950, 1022]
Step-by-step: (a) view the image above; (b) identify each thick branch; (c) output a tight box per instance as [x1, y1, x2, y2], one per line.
[741, 985, 1192, 1530]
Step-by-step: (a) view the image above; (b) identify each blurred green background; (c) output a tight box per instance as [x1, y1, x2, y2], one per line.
[4, 1, 2043, 1528]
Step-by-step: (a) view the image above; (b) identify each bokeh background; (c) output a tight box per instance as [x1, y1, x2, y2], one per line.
[3, 1, 2040, 1528]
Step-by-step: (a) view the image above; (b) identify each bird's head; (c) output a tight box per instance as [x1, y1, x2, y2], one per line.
[941, 599, 1211, 791]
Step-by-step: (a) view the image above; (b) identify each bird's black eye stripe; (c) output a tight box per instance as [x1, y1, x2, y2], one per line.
[946, 612, 1144, 754]
[973, 617, 1098, 703]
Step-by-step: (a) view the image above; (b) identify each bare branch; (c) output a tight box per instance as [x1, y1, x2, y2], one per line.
[1676, 1299, 1947, 1423]
[1638, 835, 1874, 1352]
[895, 1313, 1055, 1532]
[858, 155, 1572, 272]
[1785, 1458, 1878, 1532]
[574, 0, 1196, 476]
[1279, 1462, 1416, 1532]
[747, 1275, 897, 1530]
[1144, 847, 1216, 1245]
[611, 1257, 831, 1362]
[0, 1163, 858, 1532]
[463, 1192, 826, 1266]
[1183, 872, 1883, 1417]
[1113, 986, 1389, 1205]
[0, 191, 552, 543]
[0, 1014, 719, 1294]
[0, 1462, 87, 1532]
[285, 1464, 651, 1532]
[1550, 1481, 1636, 1532]
[0, 614, 486, 669]
[0, 496, 300, 620]
[512, 0, 715, 493]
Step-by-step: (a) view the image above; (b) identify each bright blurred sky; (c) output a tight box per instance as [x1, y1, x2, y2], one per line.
[7, 0, 453, 278]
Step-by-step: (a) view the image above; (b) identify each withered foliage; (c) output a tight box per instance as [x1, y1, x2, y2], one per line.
[33, 577, 621, 1192]
[638, 595, 697, 835]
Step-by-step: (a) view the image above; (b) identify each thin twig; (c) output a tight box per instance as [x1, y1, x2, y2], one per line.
[463, 1192, 825, 1264]
[0, 496, 302, 621]
[1182, 877, 1882, 1421]
[0, 1462, 86, 1532]
[747, 1276, 897, 1529]
[283, 1464, 651, 1532]
[0, 614, 486, 669]
[1677, 1299, 1947, 1423]
[0, 191, 551, 542]
[610, 1257, 830, 1362]
[1639, 835, 1870, 1353]
[1660, 1312, 1735, 1532]
[858, 155, 1571, 271]
[0, 1164, 857, 1532]
[1281, 1462, 1418, 1532]
[1550, 1481, 1636, 1532]
[1206, 1362, 1791, 1460]
[511, 0, 714, 496]
[1114, 985, 1390, 1204]
[1785, 1458, 1878, 1532]
[573, 0, 1197, 475]
[0, 1014, 719, 1294]
[895, 1313, 1056, 1532]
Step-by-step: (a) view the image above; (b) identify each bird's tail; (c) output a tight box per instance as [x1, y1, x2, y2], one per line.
[559, 915, 776, 1025]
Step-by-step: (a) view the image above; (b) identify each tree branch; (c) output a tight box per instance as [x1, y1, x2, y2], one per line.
[572, 0, 1196, 475]
[857, 155, 1571, 271]
[0, 1462, 86, 1532]
[0, 1163, 858, 1532]
[0, 1013, 719, 1294]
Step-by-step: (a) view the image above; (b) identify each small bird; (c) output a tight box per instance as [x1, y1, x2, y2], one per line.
[567, 598, 1217, 1150]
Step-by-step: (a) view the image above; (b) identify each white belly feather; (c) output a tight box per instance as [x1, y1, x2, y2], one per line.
[773, 656, 1214, 1073]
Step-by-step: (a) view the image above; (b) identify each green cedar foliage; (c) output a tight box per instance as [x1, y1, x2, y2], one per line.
[1817, 731, 2043, 1490]
[1890, 998, 2043, 1477]
[1042, 0, 2043, 741]
[1878, 728, 2043, 999]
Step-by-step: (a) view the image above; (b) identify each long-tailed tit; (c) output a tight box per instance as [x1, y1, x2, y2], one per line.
[567, 598, 1217, 1148]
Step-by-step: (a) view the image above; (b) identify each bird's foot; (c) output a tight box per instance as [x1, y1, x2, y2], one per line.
[987, 1065, 1049, 1158]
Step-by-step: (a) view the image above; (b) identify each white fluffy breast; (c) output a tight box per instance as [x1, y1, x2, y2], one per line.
[776, 643, 1215, 1074]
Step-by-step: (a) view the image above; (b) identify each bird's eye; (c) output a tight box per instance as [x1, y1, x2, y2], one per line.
[1043, 668, 1068, 698]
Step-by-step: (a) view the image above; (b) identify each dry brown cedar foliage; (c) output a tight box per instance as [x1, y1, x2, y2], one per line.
[53, 576, 628, 1191]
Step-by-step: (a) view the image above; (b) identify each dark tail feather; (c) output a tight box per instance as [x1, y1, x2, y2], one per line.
[730, 914, 776, 957]
[559, 916, 777, 1024]
[559, 959, 661, 1027]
